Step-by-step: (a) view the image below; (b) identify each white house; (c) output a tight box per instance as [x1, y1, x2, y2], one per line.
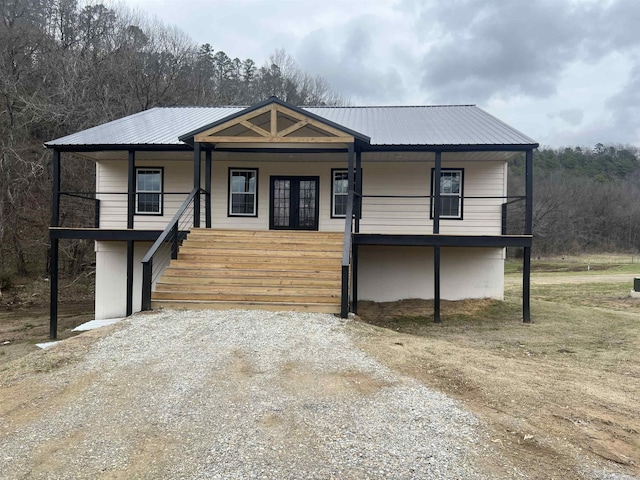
[45, 97, 536, 338]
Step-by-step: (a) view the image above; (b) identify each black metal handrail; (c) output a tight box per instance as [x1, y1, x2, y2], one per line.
[141, 188, 204, 310]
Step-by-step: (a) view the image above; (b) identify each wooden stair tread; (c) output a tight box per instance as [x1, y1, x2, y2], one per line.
[151, 229, 344, 314]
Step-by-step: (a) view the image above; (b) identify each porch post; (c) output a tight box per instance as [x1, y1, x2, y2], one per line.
[433, 151, 441, 234]
[523, 148, 534, 323]
[205, 147, 212, 228]
[49, 149, 61, 339]
[126, 239, 134, 316]
[127, 150, 135, 229]
[194, 142, 201, 228]
[433, 151, 442, 322]
[355, 149, 362, 233]
[340, 143, 355, 318]
[49, 236, 59, 339]
[51, 149, 61, 227]
[352, 244, 359, 314]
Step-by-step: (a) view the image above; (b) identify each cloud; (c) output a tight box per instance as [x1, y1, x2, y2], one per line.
[415, 0, 640, 104]
[295, 16, 406, 103]
[548, 108, 584, 126]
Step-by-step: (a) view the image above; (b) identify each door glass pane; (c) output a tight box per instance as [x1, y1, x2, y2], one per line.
[273, 179, 290, 227]
[298, 180, 317, 228]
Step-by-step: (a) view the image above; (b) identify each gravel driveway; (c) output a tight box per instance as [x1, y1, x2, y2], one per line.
[1, 310, 500, 479]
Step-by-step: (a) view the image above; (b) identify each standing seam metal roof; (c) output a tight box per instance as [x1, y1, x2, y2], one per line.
[45, 105, 537, 147]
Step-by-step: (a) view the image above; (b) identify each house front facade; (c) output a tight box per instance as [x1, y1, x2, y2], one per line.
[45, 97, 537, 338]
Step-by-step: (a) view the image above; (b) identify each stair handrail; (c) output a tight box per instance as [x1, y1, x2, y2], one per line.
[141, 187, 203, 310]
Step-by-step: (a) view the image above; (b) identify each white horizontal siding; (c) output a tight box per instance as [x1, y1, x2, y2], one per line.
[96, 156, 507, 235]
[359, 161, 505, 235]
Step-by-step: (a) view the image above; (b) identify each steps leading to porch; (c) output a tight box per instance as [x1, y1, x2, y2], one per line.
[151, 229, 343, 314]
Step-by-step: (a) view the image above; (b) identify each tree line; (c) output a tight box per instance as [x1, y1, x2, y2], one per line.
[509, 144, 640, 255]
[0, 0, 345, 284]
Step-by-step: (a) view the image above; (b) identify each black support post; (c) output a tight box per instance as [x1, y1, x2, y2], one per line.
[434, 246, 441, 323]
[340, 143, 355, 318]
[49, 149, 61, 339]
[127, 150, 135, 229]
[523, 246, 531, 323]
[141, 258, 152, 311]
[352, 244, 359, 314]
[524, 149, 533, 235]
[523, 148, 534, 323]
[433, 151, 442, 235]
[49, 236, 59, 339]
[355, 149, 362, 233]
[433, 151, 442, 322]
[126, 240, 134, 316]
[51, 149, 60, 227]
[194, 142, 201, 228]
[205, 148, 212, 228]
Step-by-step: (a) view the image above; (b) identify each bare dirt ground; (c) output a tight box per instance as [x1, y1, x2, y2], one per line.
[0, 268, 638, 479]
[0, 276, 94, 365]
[354, 275, 640, 479]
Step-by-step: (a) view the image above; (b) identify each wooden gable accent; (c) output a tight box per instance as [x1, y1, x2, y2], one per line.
[193, 103, 355, 144]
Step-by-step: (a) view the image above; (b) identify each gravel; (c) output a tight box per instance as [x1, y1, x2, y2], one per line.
[1, 309, 502, 479]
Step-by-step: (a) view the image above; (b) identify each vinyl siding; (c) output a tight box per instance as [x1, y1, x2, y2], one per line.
[96, 157, 506, 234]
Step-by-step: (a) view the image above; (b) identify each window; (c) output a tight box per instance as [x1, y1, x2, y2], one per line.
[431, 168, 463, 219]
[229, 169, 258, 216]
[331, 169, 349, 217]
[136, 168, 163, 215]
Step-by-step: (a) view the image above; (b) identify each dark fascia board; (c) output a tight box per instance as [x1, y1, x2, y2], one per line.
[43, 144, 193, 152]
[50, 228, 166, 241]
[177, 96, 371, 144]
[354, 233, 533, 248]
[359, 143, 539, 153]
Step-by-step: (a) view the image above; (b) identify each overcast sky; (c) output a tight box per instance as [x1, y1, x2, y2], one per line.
[124, 0, 640, 148]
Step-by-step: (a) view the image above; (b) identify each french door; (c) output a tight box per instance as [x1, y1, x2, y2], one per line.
[270, 176, 319, 230]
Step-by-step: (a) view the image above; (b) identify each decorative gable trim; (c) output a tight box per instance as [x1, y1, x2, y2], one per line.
[193, 102, 355, 144]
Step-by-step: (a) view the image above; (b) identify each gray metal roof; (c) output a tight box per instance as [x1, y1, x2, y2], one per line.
[45, 104, 537, 148]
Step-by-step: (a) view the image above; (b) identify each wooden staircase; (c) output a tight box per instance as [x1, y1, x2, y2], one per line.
[151, 229, 343, 313]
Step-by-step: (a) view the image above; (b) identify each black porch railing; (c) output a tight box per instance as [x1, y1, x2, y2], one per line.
[57, 191, 196, 229]
[353, 193, 527, 235]
[141, 188, 205, 311]
[59, 192, 100, 228]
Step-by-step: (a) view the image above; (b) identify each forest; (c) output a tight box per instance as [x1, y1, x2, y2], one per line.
[1, 0, 639, 288]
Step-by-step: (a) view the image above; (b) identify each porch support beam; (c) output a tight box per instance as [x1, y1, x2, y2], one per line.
[205, 148, 212, 228]
[434, 246, 441, 323]
[523, 148, 534, 323]
[127, 150, 135, 229]
[194, 142, 201, 227]
[523, 246, 531, 323]
[49, 236, 59, 339]
[49, 149, 61, 339]
[340, 143, 355, 318]
[352, 244, 359, 314]
[126, 239, 134, 316]
[433, 151, 441, 234]
[51, 149, 61, 227]
[355, 149, 362, 233]
[433, 151, 442, 322]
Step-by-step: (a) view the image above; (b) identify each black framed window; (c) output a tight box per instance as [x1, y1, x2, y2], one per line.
[331, 169, 349, 218]
[431, 168, 463, 219]
[229, 168, 258, 216]
[136, 168, 163, 215]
